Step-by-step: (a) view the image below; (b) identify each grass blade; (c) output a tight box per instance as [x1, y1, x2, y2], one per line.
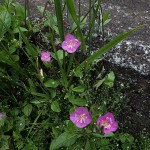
[76, 25, 144, 70]
[54, 0, 64, 41]
[66, 0, 86, 51]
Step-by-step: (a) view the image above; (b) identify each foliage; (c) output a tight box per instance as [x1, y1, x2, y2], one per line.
[0, 0, 147, 149]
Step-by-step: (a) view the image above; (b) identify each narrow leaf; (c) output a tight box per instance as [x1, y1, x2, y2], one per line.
[76, 26, 144, 71]
[69, 98, 88, 106]
[54, 0, 64, 41]
[44, 79, 59, 88]
[72, 86, 84, 93]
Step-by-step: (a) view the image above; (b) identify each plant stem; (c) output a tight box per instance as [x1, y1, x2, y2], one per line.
[26, 110, 43, 139]
[49, 29, 68, 89]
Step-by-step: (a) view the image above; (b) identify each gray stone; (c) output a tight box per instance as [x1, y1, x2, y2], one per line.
[103, 0, 150, 76]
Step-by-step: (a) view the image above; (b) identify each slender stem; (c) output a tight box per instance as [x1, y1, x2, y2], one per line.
[67, 53, 75, 75]
[99, 4, 105, 44]
[78, 0, 81, 20]
[25, 0, 27, 26]
[26, 110, 43, 139]
[88, 0, 93, 54]
[71, 1, 97, 34]
[62, 0, 66, 12]
[41, 1, 51, 19]
[49, 29, 68, 89]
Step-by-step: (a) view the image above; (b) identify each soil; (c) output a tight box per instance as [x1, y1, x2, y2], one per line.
[103, 61, 150, 136]
[0, 0, 149, 137]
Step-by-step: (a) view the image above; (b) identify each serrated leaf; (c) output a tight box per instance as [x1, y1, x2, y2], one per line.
[72, 86, 84, 93]
[51, 101, 61, 112]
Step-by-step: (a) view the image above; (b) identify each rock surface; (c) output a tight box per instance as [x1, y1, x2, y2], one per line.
[103, 0, 150, 76]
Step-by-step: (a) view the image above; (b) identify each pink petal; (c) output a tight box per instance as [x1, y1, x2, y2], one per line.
[65, 34, 75, 40]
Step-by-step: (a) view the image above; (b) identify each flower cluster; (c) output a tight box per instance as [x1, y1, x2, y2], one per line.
[41, 34, 80, 62]
[70, 107, 118, 134]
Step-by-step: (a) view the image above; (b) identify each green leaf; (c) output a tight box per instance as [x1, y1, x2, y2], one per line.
[13, 2, 25, 17]
[51, 101, 61, 113]
[31, 92, 48, 98]
[93, 78, 105, 89]
[51, 50, 68, 60]
[23, 104, 32, 116]
[74, 68, 83, 78]
[13, 27, 28, 33]
[69, 98, 88, 106]
[0, 9, 11, 38]
[104, 71, 115, 87]
[50, 89, 56, 98]
[120, 133, 134, 143]
[17, 116, 25, 131]
[44, 79, 59, 88]
[50, 132, 79, 150]
[31, 99, 47, 104]
[37, 6, 45, 15]
[11, 55, 19, 61]
[72, 86, 84, 93]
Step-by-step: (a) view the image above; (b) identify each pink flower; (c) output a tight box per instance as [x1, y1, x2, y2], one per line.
[70, 107, 92, 128]
[41, 51, 51, 62]
[61, 34, 81, 53]
[0, 113, 2, 120]
[97, 112, 118, 134]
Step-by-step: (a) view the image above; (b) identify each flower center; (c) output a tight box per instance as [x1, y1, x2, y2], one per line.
[79, 114, 87, 123]
[68, 41, 75, 48]
[44, 55, 49, 59]
[101, 120, 111, 129]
